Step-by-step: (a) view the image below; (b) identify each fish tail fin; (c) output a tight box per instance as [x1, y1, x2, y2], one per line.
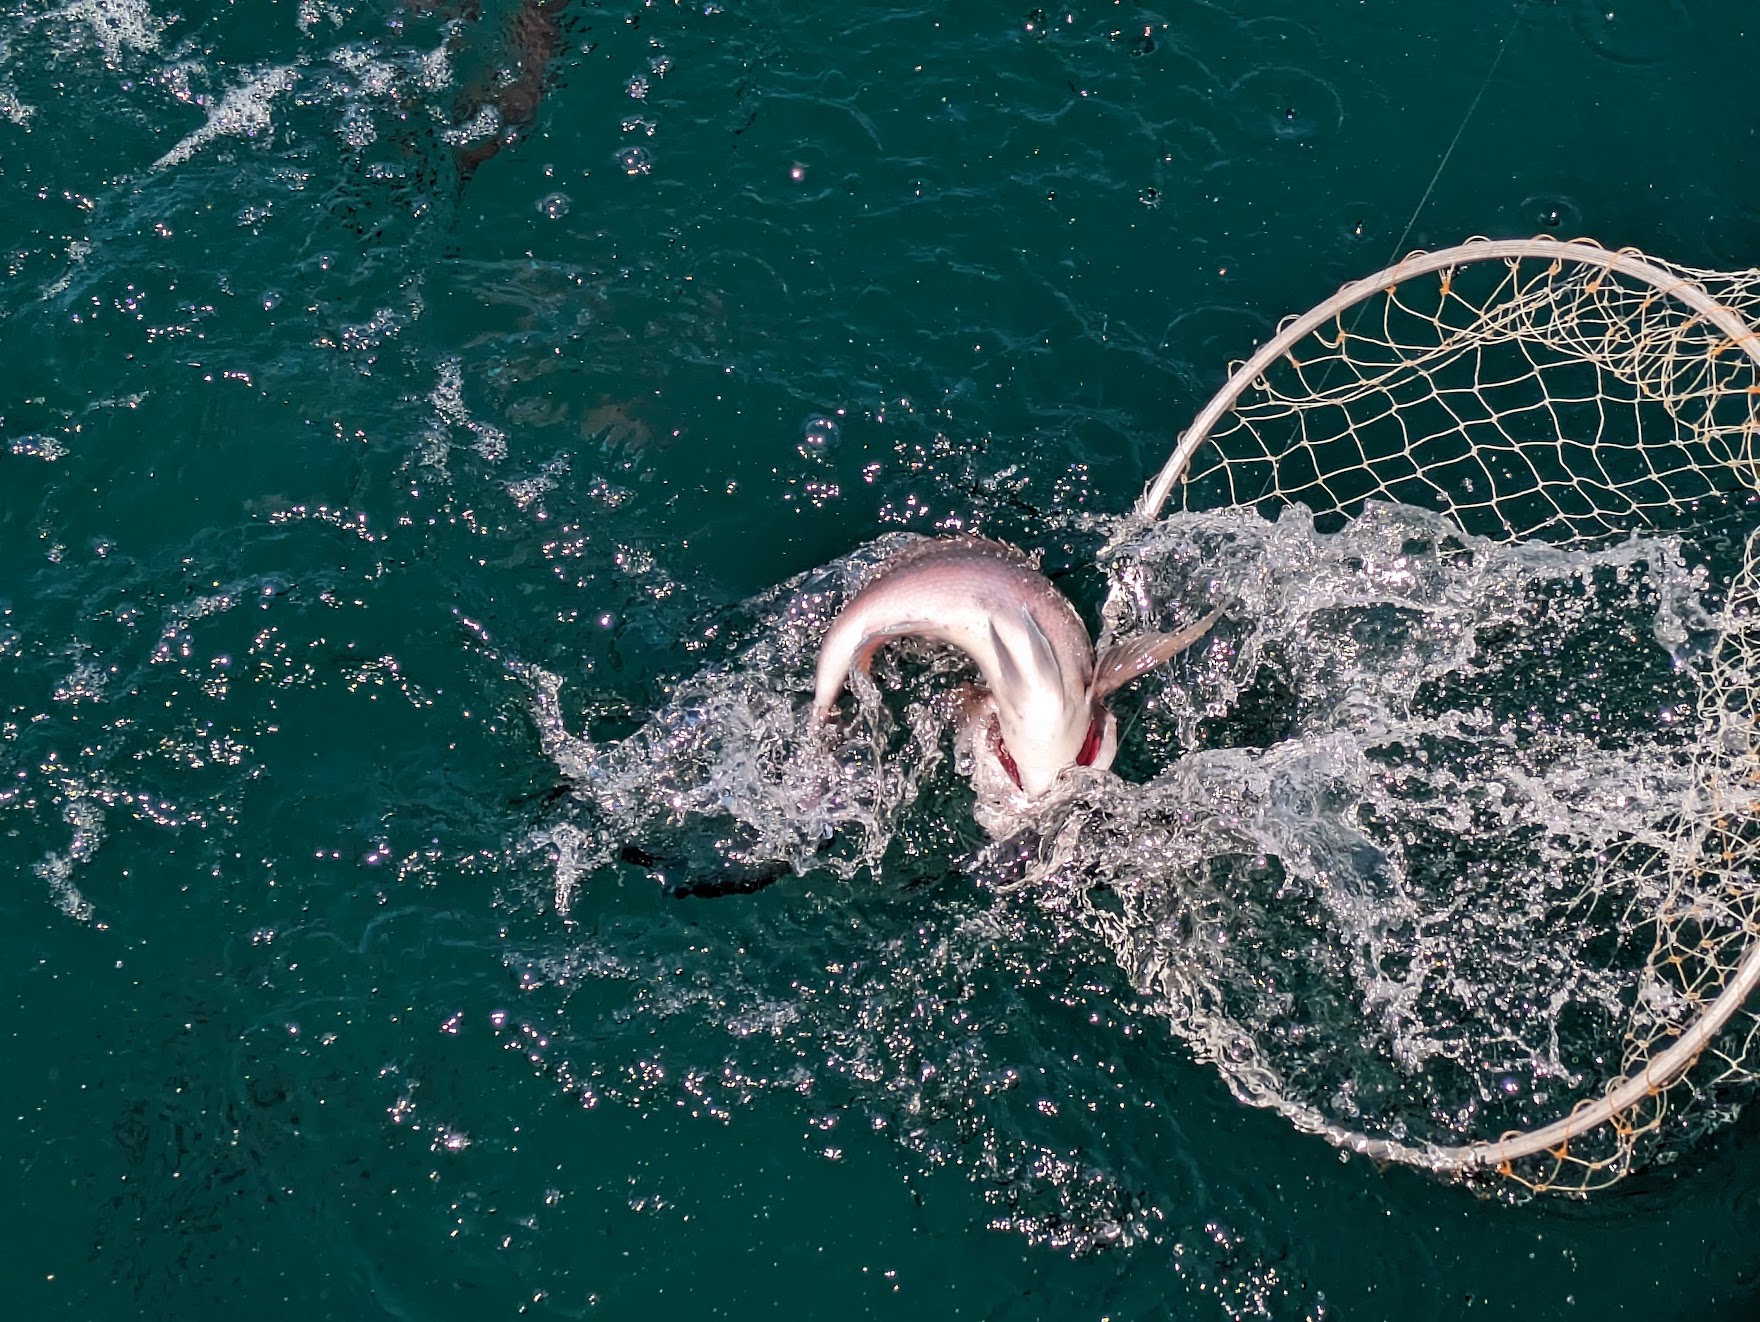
[1092, 603, 1226, 699]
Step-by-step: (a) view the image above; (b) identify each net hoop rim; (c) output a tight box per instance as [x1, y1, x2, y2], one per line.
[1136, 235, 1760, 522]
[1278, 915, 1760, 1178]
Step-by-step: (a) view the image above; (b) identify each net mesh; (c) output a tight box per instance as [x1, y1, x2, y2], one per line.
[1122, 236, 1760, 1194]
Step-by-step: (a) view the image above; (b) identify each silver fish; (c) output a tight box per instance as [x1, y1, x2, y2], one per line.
[812, 536, 1221, 800]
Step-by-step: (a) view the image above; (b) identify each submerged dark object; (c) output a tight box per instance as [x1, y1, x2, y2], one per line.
[409, 0, 575, 180]
[619, 843, 797, 899]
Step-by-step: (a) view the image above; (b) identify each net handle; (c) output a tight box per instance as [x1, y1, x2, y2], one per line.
[1137, 236, 1760, 521]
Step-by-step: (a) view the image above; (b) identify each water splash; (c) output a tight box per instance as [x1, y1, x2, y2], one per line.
[152, 64, 299, 170]
[515, 535, 967, 912]
[1018, 501, 1714, 1157]
[517, 500, 1721, 1183]
[46, 0, 168, 65]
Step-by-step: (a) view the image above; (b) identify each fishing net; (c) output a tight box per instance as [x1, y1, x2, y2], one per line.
[1101, 237, 1760, 1194]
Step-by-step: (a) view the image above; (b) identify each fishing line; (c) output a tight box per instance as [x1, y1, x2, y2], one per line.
[1227, 2, 1531, 507]
[1385, 0, 1529, 264]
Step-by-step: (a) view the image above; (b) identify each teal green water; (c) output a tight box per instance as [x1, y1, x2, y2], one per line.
[6, 1, 1760, 1316]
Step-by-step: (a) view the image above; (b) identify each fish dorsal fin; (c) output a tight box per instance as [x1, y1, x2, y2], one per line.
[862, 533, 1034, 587]
[1092, 604, 1225, 699]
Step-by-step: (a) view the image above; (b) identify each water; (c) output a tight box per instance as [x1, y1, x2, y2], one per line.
[7, 0, 1760, 1316]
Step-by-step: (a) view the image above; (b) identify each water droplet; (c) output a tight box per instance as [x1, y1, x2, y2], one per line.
[536, 191, 572, 219]
[260, 290, 282, 311]
[1024, 8, 1046, 36]
[1519, 193, 1580, 234]
[1138, 187, 1159, 208]
[1271, 104, 1315, 140]
[1234, 68, 1340, 143]
[1130, 31, 1156, 55]
[615, 145, 653, 176]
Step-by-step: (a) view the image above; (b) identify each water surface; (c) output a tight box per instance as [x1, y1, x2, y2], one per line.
[5, 0, 1760, 1316]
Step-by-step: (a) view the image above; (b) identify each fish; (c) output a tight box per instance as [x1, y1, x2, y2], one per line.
[812, 536, 1222, 801]
[407, 0, 573, 181]
[619, 844, 796, 899]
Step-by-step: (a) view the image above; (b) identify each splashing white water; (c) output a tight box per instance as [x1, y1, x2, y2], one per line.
[518, 534, 976, 912]
[1017, 501, 1714, 1153]
[521, 500, 1718, 1164]
[46, 0, 167, 65]
[152, 64, 299, 169]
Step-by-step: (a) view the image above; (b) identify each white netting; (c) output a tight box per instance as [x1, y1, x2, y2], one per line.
[1106, 236, 1760, 1193]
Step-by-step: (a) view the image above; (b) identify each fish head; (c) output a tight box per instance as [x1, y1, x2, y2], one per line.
[956, 689, 1116, 806]
[974, 604, 1099, 797]
[990, 692, 1117, 798]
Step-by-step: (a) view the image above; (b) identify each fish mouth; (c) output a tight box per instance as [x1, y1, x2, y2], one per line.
[1075, 710, 1107, 768]
[986, 716, 1024, 790]
[986, 706, 1111, 794]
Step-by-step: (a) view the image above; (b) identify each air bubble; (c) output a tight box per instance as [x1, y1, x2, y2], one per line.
[1272, 105, 1313, 140]
[1519, 194, 1582, 234]
[1233, 68, 1341, 143]
[801, 415, 840, 449]
[615, 145, 653, 176]
[535, 191, 572, 219]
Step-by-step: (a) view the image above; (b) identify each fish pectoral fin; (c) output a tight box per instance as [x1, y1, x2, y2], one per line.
[1017, 604, 1064, 688]
[987, 606, 1064, 699]
[987, 617, 1026, 696]
[1092, 603, 1226, 699]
